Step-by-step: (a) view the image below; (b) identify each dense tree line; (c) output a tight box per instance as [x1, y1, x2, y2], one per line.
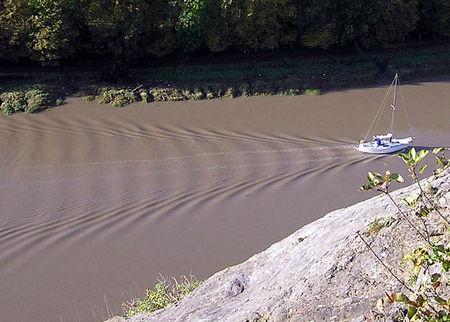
[0, 0, 449, 66]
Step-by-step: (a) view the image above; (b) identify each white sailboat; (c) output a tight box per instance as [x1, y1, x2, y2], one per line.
[357, 73, 414, 154]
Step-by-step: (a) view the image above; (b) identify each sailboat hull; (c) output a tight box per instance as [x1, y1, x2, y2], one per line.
[357, 137, 413, 154]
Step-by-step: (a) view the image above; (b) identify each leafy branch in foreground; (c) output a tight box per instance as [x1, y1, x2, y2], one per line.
[399, 148, 450, 225]
[433, 148, 450, 177]
[361, 170, 429, 243]
[360, 148, 450, 320]
[122, 275, 200, 317]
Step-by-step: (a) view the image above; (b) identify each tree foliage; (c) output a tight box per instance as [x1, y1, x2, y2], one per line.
[417, 0, 450, 38]
[0, 0, 449, 65]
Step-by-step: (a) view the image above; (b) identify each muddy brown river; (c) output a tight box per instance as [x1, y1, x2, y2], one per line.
[1, 79, 449, 321]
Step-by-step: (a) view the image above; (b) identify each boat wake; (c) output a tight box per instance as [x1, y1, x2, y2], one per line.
[1, 83, 449, 321]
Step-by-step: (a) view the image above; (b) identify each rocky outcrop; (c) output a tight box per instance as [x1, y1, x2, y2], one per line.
[124, 172, 450, 321]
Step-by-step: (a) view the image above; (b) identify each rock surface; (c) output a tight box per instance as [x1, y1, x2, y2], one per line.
[123, 171, 450, 321]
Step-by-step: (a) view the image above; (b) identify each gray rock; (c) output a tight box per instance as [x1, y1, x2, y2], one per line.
[227, 274, 249, 297]
[106, 317, 126, 322]
[127, 171, 450, 322]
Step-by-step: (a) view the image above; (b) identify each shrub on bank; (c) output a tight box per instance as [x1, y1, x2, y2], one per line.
[95, 88, 138, 108]
[3, 45, 450, 114]
[123, 275, 200, 317]
[304, 89, 321, 96]
[0, 86, 64, 115]
[154, 88, 182, 101]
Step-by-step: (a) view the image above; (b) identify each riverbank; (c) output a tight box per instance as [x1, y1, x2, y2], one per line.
[1, 44, 450, 115]
[113, 169, 450, 321]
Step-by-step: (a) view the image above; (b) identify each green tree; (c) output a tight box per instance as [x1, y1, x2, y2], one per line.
[374, 0, 418, 46]
[0, 0, 447, 66]
[203, 0, 237, 52]
[334, 0, 380, 50]
[437, 0, 450, 37]
[417, 0, 450, 38]
[0, 0, 32, 61]
[176, 0, 209, 51]
[233, 0, 298, 51]
[80, 0, 173, 74]
[300, 0, 419, 50]
[0, 0, 79, 63]
[300, 0, 338, 49]
[145, 1, 178, 58]
[27, 0, 79, 62]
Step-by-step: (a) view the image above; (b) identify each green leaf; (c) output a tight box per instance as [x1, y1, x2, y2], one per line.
[407, 306, 417, 318]
[416, 150, 429, 163]
[418, 164, 428, 174]
[396, 174, 404, 183]
[443, 260, 450, 271]
[419, 206, 430, 217]
[433, 244, 446, 254]
[410, 148, 417, 161]
[431, 273, 442, 284]
[396, 293, 410, 303]
[367, 171, 381, 185]
[415, 294, 425, 306]
[398, 152, 409, 163]
[404, 195, 418, 207]
[433, 147, 445, 154]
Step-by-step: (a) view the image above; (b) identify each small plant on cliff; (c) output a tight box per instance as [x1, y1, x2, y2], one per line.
[367, 218, 393, 236]
[360, 148, 450, 320]
[123, 275, 200, 317]
[399, 148, 450, 225]
[395, 243, 450, 319]
[361, 170, 429, 242]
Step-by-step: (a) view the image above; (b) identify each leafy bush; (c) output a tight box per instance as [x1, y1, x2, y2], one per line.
[150, 88, 186, 101]
[25, 89, 49, 113]
[139, 89, 150, 103]
[361, 148, 450, 319]
[223, 87, 236, 98]
[95, 88, 137, 108]
[0, 91, 27, 114]
[304, 89, 321, 96]
[123, 275, 200, 317]
[0, 86, 64, 115]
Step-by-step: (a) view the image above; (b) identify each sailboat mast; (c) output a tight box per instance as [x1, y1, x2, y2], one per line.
[390, 73, 398, 135]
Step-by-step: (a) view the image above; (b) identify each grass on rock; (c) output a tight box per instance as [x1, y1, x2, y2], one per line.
[123, 275, 200, 317]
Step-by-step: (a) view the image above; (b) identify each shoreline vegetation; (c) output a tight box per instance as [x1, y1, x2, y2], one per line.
[1, 43, 450, 115]
[2, 0, 450, 115]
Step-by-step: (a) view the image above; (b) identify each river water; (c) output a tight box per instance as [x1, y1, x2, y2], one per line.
[0, 79, 449, 321]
